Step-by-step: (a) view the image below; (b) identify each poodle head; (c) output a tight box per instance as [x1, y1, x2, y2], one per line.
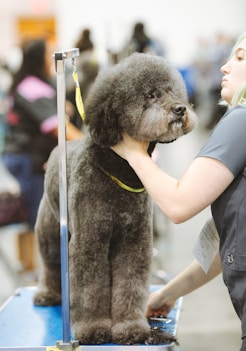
[85, 53, 197, 147]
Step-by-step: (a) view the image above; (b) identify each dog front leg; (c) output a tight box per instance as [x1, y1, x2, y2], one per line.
[111, 232, 152, 344]
[69, 227, 112, 344]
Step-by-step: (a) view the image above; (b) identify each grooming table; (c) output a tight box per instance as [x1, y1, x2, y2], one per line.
[0, 285, 182, 351]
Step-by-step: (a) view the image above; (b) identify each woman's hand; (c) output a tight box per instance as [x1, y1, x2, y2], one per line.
[146, 288, 176, 317]
[146, 255, 222, 318]
[111, 133, 149, 161]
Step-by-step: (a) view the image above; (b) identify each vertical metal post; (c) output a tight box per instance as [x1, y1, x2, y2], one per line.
[54, 49, 79, 349]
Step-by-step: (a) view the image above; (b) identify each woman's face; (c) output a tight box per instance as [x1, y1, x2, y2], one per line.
[220, 38, 246, 103]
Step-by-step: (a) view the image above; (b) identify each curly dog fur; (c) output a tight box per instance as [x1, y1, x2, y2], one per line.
[33, 53, 197, 345]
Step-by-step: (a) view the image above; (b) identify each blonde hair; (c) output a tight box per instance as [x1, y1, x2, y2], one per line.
[220, 32, 246, 107]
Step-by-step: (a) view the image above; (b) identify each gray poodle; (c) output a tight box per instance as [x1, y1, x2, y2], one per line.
[33, 53, 197, 345]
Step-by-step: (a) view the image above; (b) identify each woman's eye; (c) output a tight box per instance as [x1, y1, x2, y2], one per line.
[235, 49, 246, 61]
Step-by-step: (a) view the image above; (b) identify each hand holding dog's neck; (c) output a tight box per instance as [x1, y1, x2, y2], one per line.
[111, 133, 150, 162]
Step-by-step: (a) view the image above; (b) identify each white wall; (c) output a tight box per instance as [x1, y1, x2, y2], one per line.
[55, 0, 246, 66]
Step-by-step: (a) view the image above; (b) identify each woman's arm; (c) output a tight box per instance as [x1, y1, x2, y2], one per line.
[111, 134, 234, 223]
[146, 252, 222, 317]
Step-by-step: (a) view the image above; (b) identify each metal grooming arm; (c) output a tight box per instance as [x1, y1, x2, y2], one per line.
[54, 48, 80, 351]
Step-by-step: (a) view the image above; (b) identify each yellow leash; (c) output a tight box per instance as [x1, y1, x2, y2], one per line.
[72, 58, 86, 122]
[99, 166, 145, 193]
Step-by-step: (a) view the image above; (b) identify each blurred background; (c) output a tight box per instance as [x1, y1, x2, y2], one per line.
[0, 0, 245, 350]
[0, 0, 245, 65]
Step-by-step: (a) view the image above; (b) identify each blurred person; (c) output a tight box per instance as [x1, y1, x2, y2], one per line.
[114, 22, 166, 63]
[205, 33, 233, 129]
[127, 22, 154, 54]
[2, 38, 84, 270]
[74, 28, 99, 100]
[194, 33, 233, 129]
[67, 28, 99, 130]
[0, 60, 13, 152]
[111, 32, 246, 351]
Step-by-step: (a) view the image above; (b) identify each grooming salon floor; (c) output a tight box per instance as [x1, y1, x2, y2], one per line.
[0, 122, 241, 350]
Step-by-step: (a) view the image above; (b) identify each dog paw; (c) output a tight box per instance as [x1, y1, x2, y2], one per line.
[33, 290, 61, 306]
[146, 327, 178, 345]
[73, 319, 112, 344]
[112, 320, 150, 344]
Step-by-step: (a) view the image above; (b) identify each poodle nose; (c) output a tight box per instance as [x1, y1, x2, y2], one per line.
[172, 105, 186, 117]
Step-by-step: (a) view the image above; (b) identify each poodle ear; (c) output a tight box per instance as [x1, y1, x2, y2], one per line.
[87, 98, 123, 147]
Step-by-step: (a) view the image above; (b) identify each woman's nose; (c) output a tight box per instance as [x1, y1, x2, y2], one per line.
[221, 60, 230, 74]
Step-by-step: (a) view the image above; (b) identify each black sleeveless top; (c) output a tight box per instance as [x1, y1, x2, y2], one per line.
[197, 105, 246, 337]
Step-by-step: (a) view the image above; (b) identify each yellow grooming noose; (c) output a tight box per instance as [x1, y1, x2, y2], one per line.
[72, 58, 86, 122]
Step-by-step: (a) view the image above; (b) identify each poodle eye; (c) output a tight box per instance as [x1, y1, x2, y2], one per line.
[147, 92, 157, 102]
